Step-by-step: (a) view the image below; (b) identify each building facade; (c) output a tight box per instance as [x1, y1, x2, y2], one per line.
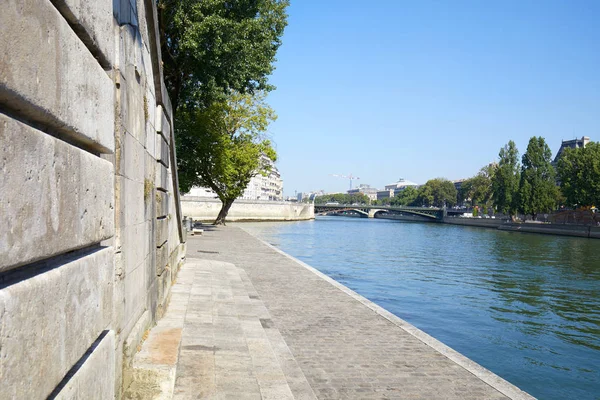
[348, 184, 379, 201]
[553, 136, 591, 164]
[241, 156, 283, 201]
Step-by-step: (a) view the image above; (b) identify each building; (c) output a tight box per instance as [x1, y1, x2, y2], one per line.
[347, 184, 378, 201]
[241, 155, 283, 201]
[386, 178, 420, 197]
[554, 136, 591, 164]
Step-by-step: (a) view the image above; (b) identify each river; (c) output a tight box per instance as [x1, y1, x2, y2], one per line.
[240, 216, 600, 400]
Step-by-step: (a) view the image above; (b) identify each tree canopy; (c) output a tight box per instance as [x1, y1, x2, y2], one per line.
[518, 137, 558, 218]
[177, 92, 277, 224]
[492, 140, 520, 215]
[557, 141, 600, 207]
[158, 0, 289, 112]
[417, 178, 457, 207]
[314, 193, 371, 205]
[460, 165, 495, 209]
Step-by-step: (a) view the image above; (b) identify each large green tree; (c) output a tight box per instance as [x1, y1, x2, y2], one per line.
[492, 140, 520, 215]
[178, 92, 277, 224]
[158, 0, 289, 112]
[391, 186, 419, 206]
[557, 142, 600, 207]
[417, 178, 457, 207]
[518, 137, 558, 219]
[460, 165, 495, 209]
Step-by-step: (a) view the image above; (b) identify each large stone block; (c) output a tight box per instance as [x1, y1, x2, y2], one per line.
[118, 131, 145, 184]
[53, 331, 116, 400]
[123, 260, 147, 337]
[0, 114, 114, 272]
[155, 165, 168, 191]
[155, 191, 169, 218]
[156, 217, 169, 248]
[121, 220, 152, 275]
[49, 0, 115, 69]
[156, 242, 169, 276]
[155, 105, 171, 144]
[0, 0, 114, 153]
[0, 247, 113, 399]
[157, 134, 170, 168]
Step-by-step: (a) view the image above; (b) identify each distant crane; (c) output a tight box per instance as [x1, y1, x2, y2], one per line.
[330, 173, 360, 190]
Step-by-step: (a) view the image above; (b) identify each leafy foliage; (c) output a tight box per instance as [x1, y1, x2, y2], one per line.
[391, 186, 419, 206]
[557, 141, 600, 207]
[518, 137, 558, 218]
[177, 92, 277, 224]
[158, 0, 289, 112]
[417, 178, 457, 207]
[492, 141, 520, 215]
[314, 193, 371, 205]
[460, 165, 495, 208]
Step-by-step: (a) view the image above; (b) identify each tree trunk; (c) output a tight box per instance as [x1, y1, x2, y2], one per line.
[214, 198, 235, 225]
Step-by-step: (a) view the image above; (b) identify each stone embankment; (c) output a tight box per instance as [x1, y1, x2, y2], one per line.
[128, 227, 535, 399]
[181, 197, 314, 222]
[444, 217, 600, 239]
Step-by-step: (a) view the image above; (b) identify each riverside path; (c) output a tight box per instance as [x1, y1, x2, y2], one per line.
[129, 226, 535, 399]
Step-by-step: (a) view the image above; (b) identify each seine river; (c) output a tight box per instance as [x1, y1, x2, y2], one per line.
[241, 216, 600, 400]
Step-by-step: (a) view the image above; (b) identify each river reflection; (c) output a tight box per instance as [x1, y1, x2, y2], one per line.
[240, 217, 600, 400]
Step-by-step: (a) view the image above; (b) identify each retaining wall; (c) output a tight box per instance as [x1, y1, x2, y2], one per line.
[1, 1, 185, 398]
[182, 197, 315, 222]
[444, 217, 600, 239]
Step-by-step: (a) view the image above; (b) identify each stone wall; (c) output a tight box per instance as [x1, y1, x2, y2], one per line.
[182, 197, 315, 222]
[0, 1, 185, 398]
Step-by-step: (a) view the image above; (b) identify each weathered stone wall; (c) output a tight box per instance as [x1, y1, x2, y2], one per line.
[182, 197, 315, 222]
[0, 1, 186, 398]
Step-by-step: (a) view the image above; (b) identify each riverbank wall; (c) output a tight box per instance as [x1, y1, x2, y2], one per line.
[444, 217, 600, 239]
[1, 2, 186, 398]
[181, 197, 314, 222]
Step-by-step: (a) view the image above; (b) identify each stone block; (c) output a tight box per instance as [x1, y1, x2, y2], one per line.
[0, 247, 113, 399]
[118, 131, 145, 183]
[157, 266, 172, 308]
[115, 176, 145, 232]
[155, 191, 169, 218]
[155, 164, 168, 191]
[156, 217, 169, 248]
[156, 242, 169, 276]
[157, 134, 170, 168]
[49, 0, 115, 69]
[156, 105, 171, 144]
[0, 0, 114, 153]
[124, 260, 147, 336]
[121, 220, 152, 275]
[53, 331, 116, 400]
[0, 114, 114, 272]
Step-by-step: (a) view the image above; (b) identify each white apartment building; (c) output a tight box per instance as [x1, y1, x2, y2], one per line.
[241, 156, 283, 201]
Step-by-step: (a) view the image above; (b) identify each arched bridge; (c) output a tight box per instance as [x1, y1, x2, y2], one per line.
[314, 204, 447, 220]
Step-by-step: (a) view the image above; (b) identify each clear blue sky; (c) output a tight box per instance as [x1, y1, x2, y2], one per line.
[265, 0, 600, 196]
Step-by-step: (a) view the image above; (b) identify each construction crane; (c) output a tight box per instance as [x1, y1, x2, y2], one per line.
[330, 173, 360, 190]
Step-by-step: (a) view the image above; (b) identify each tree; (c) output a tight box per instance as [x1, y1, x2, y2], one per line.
[492, 141, 520, 215]
[460, 165, 495, 210]
[417, 179, 457, 207]
[557, 142, 600, 207]
[158, 0, 289, 112]
[518, 137, 558, 219]
[391, 186, 419, 206]
[177, 92, 277, 225]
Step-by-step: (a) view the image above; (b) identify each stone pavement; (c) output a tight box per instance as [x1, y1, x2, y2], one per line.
[132, 226, 535, 399]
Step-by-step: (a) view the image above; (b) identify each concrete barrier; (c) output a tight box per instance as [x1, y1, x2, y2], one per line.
[182, 197, 314, 222]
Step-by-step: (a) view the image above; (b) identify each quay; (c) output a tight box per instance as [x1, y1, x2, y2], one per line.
[128, 227, 535, 399]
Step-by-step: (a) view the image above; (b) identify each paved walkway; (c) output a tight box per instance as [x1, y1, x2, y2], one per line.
[132, 226, 534, 399]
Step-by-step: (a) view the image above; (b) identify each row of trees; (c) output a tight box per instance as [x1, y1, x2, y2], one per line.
[158, 0, 289, 224]
[314, 193, 371, 205]
[461, 137, 599, 219]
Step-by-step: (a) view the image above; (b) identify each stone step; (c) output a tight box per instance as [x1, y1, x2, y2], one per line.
[173, 259, 297, 399]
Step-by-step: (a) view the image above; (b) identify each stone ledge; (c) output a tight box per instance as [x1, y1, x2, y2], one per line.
[0, 114, 114, 272]
[0, 0, 114, 153]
